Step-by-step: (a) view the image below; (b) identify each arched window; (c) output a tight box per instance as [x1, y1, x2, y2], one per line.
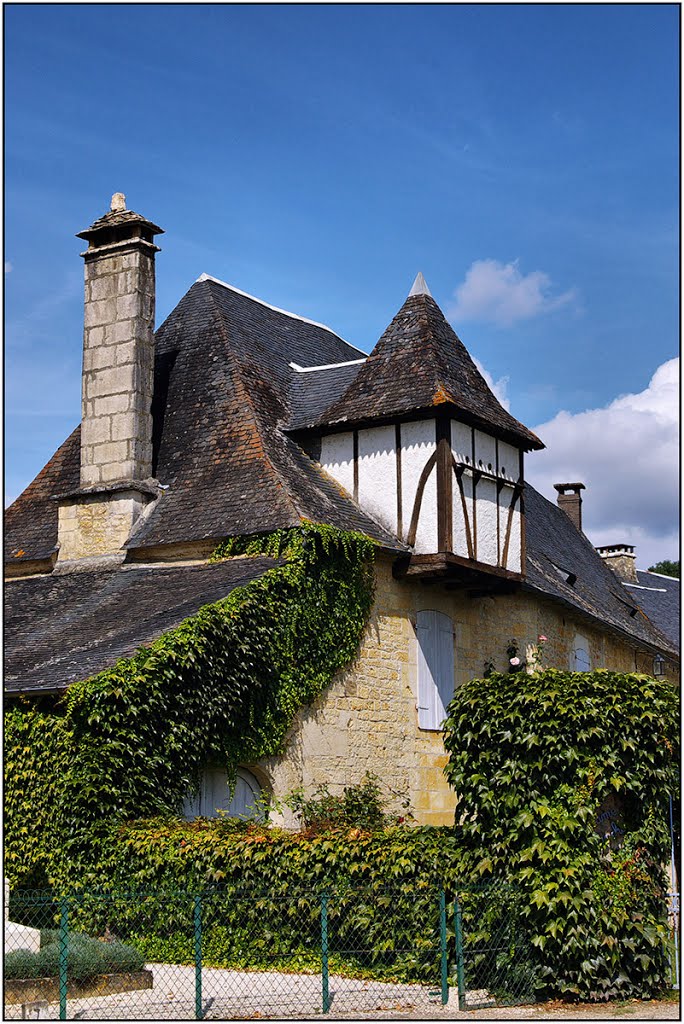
[570, 634, 591, 671]
[183, 767, 264, 821]
[415, 610, 455, 730]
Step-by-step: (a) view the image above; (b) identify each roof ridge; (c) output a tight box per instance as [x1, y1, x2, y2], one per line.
[639, 569, 680, 582]
[197, 273, 366, 356]
[290, 358, 367, 373]
[410, 293, 458, 401]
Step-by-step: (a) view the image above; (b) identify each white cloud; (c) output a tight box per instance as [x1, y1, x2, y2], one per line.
[5, 260, 13, 273]
[526, 358, 679, 569]
[449, 259, 577, 327]
[473, 357, 510, 410]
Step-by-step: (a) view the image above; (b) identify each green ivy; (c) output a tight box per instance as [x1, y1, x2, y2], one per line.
[442, 668, 679, 1001]
[4, 523, 375, 892]
[54, 818, 465, 985]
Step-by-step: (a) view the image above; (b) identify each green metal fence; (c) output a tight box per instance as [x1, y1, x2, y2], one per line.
[5, 885, 537, 1019]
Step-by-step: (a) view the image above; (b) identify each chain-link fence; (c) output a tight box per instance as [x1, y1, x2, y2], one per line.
[5, 887, 446, 1019]
[6, 880, 676, 1017]
[4, 885, 538, 1019]
[453, 881, 539, 1010]
[667, 889, 680, 990]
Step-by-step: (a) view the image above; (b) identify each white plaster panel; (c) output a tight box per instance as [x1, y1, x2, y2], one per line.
[476, 477, 498, 567]
[320, 432, 355, 495]
[474, 430, 497, 475]
[451, 420, 472, 467]
[456, 471, 475, 560]
[498, 484, 522, 572]
[358, 425, 397, 535]
[401, 420, 437, 553]
[451, 420, 474, 559]
[508, 506, 522, 573]
[498, 440, 520, 483]
[452, 477, 469, 560]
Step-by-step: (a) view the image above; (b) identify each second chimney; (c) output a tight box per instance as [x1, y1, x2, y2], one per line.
[595, 544, 639, 583]
[554, 482, 585, 532]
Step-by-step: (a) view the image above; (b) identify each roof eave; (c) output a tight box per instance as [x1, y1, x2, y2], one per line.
[289, 401, 544, 451]
[520, 579, 679, 661]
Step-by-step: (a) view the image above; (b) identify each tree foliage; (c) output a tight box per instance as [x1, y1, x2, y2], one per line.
[442, 668, 679, 1001]
[648, 560, 679, 578]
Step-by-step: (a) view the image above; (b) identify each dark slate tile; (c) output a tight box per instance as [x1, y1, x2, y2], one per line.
[4, 557, 279, 693]
[308, 293, 543, 451]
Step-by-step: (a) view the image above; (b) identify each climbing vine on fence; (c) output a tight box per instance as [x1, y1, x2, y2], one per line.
[442, 668, 679, 1001]
[4, 522, 375, 891]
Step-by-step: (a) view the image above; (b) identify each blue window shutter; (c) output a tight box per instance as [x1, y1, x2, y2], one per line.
[571, 634, 591, 671]
[416, 610, 455, 730]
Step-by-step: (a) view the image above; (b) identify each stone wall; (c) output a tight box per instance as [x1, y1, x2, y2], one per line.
[57, 490, 151, 562]
[260, 553, 670, 827]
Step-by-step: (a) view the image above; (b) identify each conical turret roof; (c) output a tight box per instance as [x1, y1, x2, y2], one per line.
[310, 287, 544, 451]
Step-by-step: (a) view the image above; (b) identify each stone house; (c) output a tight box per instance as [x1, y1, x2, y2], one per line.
[5, 196, 679, 826]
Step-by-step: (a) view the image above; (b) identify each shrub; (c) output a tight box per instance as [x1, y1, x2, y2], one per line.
[284, 772, 412, 833]
[4, 930, 144, 981]
[442, 668, 679, 1001]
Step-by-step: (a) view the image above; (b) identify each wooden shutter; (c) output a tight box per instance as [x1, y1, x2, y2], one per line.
[185, 768, 263, 820]
[571, 635, 591, 671]
[201, 768, 231, 817]
[416, 610, 455, 730]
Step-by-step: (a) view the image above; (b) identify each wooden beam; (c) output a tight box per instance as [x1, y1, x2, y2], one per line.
[436, 416, 453, 553]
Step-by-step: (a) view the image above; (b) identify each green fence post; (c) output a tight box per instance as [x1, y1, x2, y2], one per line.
[439, 891, 449, 1005]
[321, 892, 330, 1014]
[454, 898, 466, 1011]
[194, 895, 203, 1020]
[59, 897, 69, 1021]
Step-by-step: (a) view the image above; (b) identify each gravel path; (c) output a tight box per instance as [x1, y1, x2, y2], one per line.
[4, 962, 679, 1020]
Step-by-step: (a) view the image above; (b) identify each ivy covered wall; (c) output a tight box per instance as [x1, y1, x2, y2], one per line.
[5, 523, 375, 891]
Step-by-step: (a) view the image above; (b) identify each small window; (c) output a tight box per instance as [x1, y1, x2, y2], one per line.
[416, 610, 455, 730]
[183, 767, 263, 821]
[571, 634, 591, 672]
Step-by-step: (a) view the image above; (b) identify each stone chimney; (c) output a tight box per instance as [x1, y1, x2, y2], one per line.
[554, 482, 585, 533]
[56, 195, 164, 565]
[77, 193, 163, 486]
[595, 543, 638, 583]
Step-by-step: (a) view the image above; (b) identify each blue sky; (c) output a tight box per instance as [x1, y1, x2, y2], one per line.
[5, 4, 679, 565]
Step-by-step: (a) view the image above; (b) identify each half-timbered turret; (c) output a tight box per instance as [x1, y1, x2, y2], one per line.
[302, 274, 544, 589]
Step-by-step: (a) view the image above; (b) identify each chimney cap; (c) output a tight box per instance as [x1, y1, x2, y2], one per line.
[554, 481, 585, 494]
[596, 543, 636, 556]
[76, 199, 164, 244]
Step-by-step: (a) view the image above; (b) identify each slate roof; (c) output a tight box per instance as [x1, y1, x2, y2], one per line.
[287, 361, 365, 430]
[625, 570, 680, 651]
[5, 426, 81, 566]
[523, 485, 678, 658]
[5, 270, 676, 689]
[4, 557, 279, 694]
[301, 292, 544, 451]
[4, 277, 402, 565]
